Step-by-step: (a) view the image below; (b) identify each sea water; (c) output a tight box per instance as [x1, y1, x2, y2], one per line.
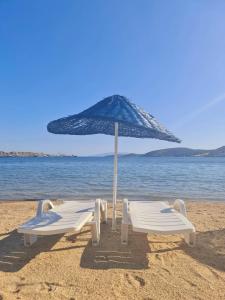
[0, 156, 224, 201]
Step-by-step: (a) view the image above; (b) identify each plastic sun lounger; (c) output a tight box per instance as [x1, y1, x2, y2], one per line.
[121, 199, 196, 246]
[18, 199, 107, 247]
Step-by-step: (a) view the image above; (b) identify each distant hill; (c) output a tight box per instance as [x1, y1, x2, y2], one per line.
[2, 147, 225, 158]
[88, 146, 225, 158]
[0, 151, 49, 157]
[205, 146, 225, 157]
[0, 151, 77, 157]
[144, 146, 225, 157]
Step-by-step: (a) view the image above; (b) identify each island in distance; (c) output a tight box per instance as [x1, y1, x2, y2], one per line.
[0, 151, 77, 157]
[143, 146, 225, 157]
[99, 146, 225, 157]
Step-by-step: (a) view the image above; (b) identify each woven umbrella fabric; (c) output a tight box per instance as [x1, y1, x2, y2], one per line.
[47, 95, 180, 143]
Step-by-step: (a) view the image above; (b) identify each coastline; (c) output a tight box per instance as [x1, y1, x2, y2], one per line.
[1, 196, 225, 202]
[0, 200, 224, 300]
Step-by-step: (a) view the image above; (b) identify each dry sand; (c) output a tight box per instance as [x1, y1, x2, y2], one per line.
[0, 200, 225, 300]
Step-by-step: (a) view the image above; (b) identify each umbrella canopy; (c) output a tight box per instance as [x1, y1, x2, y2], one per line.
[47, 95, 180, 142]
[47, 95, 181, 229]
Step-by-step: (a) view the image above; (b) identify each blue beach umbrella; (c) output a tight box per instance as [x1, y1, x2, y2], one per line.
[47, 95, 180, 229]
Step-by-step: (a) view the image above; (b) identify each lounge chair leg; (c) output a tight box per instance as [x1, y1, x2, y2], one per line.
[91, 221, 99, 246]
[121, 198, 129, 245]
[24, 234, 37, 247]
[101, 200, 108, 224]
[184, 232, 196, 247]
[121, 223, 128, 245]
[91, 199, 101, 246]
[189, 232, 196, 246]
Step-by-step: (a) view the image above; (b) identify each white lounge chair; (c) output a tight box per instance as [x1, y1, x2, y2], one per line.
[121, 199, 196, 246]
[18, 199, 107, 247]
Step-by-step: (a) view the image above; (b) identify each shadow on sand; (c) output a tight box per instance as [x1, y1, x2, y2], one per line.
[80, 218, 150, 270]
[81, 218, 225, 272]
[146, 228, 225, 272]
[1, 225, 224, 273]
[0, 230, 62, 272]
[183, 228, 225, 272]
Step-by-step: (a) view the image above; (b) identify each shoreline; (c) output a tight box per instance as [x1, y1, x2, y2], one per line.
[1, 197, 225, 203]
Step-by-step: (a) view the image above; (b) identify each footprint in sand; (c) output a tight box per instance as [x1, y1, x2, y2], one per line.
[5, 283, 20, 294]
[151, 253, 165, 265]
[134, 275, 145, 287]
[125, 273, 145, 288]
[183, 278, 197, 287]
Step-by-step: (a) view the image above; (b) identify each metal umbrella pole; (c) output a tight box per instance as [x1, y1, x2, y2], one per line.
[112, 122, 118, 230]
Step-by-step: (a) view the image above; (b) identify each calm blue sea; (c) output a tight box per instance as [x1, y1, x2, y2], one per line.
[0, 156, 224, 201]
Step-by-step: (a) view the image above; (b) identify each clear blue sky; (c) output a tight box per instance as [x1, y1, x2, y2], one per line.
[1, 0, 225, 155]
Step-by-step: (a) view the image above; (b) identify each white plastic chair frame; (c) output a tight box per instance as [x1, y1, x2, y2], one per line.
[121, 198, 196, 246]
[22, 199, 107, 247]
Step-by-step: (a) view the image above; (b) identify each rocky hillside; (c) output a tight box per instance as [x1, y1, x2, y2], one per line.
[0, 151, 78, 157]
[144, 146, 225, 157]
[0, 151, 50, 157]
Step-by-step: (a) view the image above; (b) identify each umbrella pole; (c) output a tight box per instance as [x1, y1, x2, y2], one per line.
[112, 122, 118, 230]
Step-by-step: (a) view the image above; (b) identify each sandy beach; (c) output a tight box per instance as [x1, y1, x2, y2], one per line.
[0, 200, 225, 300]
